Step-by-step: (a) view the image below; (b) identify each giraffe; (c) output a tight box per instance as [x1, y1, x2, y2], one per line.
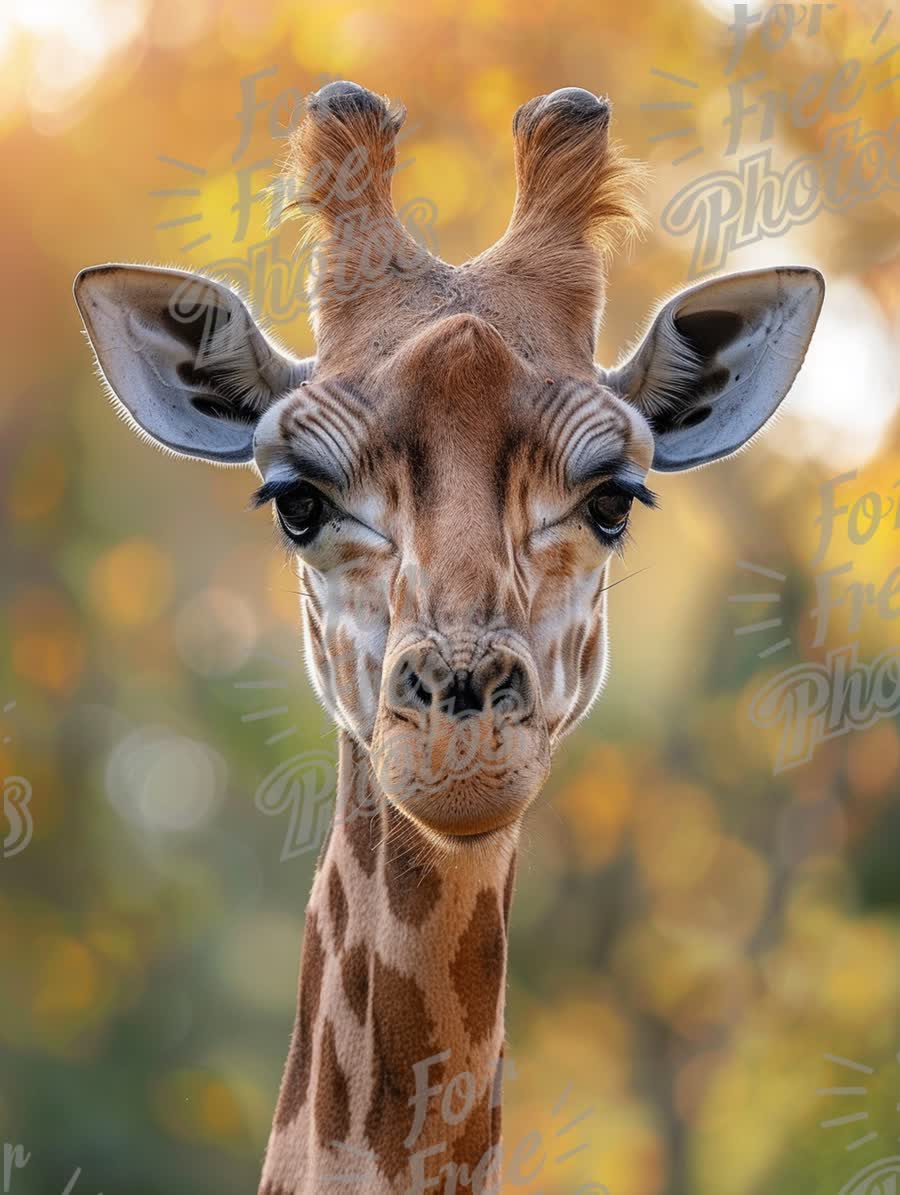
[74, 81, 824, 1194]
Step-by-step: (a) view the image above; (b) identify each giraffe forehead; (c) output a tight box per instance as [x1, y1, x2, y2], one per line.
[378, 314, 654, 490]
[255, 346, 652, 514]
[378, 376, 651, 510]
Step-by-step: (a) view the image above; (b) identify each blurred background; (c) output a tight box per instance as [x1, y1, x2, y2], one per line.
[1, 0, 899, 1191]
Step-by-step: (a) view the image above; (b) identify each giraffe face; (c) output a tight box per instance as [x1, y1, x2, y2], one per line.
[75, 81, 824, 844]
[251, 312, 657, 838]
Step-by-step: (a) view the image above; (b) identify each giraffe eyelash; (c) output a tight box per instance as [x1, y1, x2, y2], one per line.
[587, 518, 633, 556]
[617, 480, 658, 509]
[607, 523, 634, 558]
[254, 478, 395, 559]
[250, 478, 341, 557]
[590, 476, 658, 510]
[250, 477, 305, 509]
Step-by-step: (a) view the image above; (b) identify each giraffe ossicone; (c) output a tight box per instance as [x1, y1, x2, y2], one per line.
[75, 79, 824, 1194]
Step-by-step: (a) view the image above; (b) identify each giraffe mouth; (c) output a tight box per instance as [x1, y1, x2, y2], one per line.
[371, 706, 551, 837]
[370, 634, 550, 834]
[391, 803, 519, 849]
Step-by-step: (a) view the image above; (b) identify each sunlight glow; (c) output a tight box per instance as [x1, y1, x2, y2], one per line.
[6, 0, 146, 113]
[778, 277, 899, 470]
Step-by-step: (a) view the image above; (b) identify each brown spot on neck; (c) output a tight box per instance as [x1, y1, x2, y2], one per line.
[328, 862, 349, 951]
[365, 953, 444, 1183]
[343, 801, 379, 879]
[315, 1018, 351, 1150]
[450, 1084, 500, 1189]
[383, 804, 442, 927]
[275, 910, 325, 1129]
[341, 941, 370, 1027]
[340, 736, 380, 878]
[450, 888, 506, 1048]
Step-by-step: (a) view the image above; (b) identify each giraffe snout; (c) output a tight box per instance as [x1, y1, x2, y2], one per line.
[373, 636, 550, 836]
[386, 643, 536, 726]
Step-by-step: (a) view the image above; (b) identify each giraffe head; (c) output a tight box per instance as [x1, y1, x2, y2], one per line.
[75, 81, 823, 844]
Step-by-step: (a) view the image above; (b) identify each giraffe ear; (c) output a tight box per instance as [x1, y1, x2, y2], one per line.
[74, 265, 314, 464]
[603, 267, 824, 472]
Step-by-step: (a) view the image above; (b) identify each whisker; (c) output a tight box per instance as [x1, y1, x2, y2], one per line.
[280, 587, 319, 603]
[599, 565, 653, 596]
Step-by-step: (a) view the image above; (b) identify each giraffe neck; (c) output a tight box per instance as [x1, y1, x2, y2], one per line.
[259, 732, 518, 1195]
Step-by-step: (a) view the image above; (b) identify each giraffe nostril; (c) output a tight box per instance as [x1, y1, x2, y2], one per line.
[392, 664, 432, 707]
[404, 669, 433, 709]
[387, 650, 455, 715]
[387, 645, 536, 722]
[490, 663, 532, 722]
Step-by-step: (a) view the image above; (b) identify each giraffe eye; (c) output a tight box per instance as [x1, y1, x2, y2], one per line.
[586, 482, 633, 541]
[275, 483, 329, 545]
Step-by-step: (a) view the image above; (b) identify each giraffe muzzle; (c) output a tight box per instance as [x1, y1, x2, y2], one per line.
[372, 639, 549, 837]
